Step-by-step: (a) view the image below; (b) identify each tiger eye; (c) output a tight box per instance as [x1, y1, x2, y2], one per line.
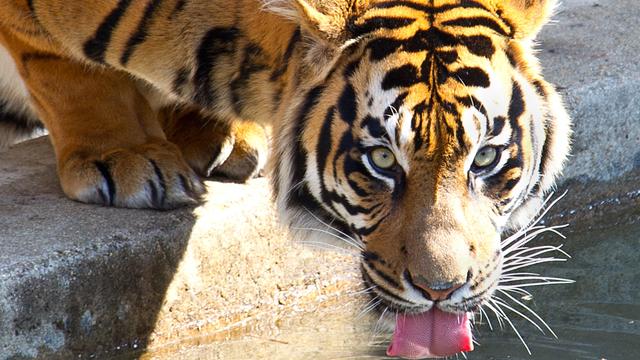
[370, 147, 396, 170]
[473, 146, 498, 168]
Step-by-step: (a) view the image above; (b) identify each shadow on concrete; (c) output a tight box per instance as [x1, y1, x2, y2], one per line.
[0, 138, 196, 359]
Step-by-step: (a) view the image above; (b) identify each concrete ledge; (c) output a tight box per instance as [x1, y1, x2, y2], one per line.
[1, 0, 639, 358]
[0, 139, 360, 359]
[537, 0, 640, 182]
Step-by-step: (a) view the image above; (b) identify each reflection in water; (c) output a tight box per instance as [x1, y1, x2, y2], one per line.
[145, 213, 640, 360]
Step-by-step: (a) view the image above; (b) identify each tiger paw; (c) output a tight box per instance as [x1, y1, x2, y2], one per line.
[166, 109, 269, 183]
[58, 141, 205, 209]
[208, 120, 269, 182]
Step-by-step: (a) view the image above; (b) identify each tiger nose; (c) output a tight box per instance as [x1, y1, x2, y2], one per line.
[407, 272, 464, 301]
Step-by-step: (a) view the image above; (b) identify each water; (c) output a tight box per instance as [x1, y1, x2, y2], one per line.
[145, 209, 640, 360]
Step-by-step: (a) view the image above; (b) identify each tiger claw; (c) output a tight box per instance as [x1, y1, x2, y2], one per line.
[60, 141, 204, 210]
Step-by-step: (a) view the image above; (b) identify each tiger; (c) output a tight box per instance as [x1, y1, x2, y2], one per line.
[0, 0, 571, 357]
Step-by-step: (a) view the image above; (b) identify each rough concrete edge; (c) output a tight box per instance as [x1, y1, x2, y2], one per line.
[0, 218, 195, 359]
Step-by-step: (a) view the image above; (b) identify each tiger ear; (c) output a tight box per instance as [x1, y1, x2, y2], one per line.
[264, 0, 368, 42]
[493, 0, 557, 39]
[264, 0, 368, 79]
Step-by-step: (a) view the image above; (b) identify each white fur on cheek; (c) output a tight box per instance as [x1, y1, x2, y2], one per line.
[461, 107, 486, 173]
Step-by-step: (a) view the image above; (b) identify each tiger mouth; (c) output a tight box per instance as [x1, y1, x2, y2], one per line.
[361, 264, 491, 358]
[359, 261, 498, 316]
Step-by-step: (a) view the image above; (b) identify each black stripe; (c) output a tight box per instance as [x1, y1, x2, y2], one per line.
[177, 174, 198, 199]
[270, 28, 301, 81]
[361, 266, 411, 304]
[486, 82, 526, 195]
[287, 85, 325, 209]
[367, 37, 403, 61]
[316, 107, 342, 216]
[405, 27, 458, 53]
[532, 79, 547, 97]
[384, 92, 409, 120]
[456, 95, 489, 122]
[338, 84, 357, 124]
[534, 126, 553, 193]
[193, 27, 239, 107]
[437, 49, 458, 64]
[372, 0, 487, 13]
[490, 116, 506, 137]
[381, 64, 419, 90]
[364, 260, 401, 289]
[503, 176, 521, 192]
[27, 0, 35, 12]
[442, 16, 510, 37]
[361, 115, 389, 141]
[363, 251, 385, 265]
[83, 0, 134, 63]
[270, 29, 301, 107]
[459, 35, 495, 58]
[343, 59, 361, 78]
[20, 52, 62, 77]
[169, 0, 186, 19]
[327, 133, 375, 216]
[489, 157, 522, 183]
[94, 161, 116, 206]
[0, 101, 42, 134]
[149, 159, 167, 208]
[412, 102, 427, 151]
[451, 67, 490, 88]
[350, 16, 416, 37]
[347, 177, 370, 198]
[353, 212, 390, 236]
[508, 82, 525, 143]
[120, 0, 164, 65]
[455, 122, 466, 151]
[172, 68, 190, 95]
[230, 43, 269, 116]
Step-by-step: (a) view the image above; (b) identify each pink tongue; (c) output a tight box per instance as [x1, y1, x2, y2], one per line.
[387, 308, 473, 359]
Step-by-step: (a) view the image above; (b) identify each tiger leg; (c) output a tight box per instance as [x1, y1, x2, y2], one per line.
[1, 32, 204, 209]
[162, 107, 269, 182]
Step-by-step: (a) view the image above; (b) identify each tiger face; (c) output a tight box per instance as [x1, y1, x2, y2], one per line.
[272, 0, 570, 357]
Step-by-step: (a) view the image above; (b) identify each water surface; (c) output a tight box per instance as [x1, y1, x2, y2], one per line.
[145, 210, 640, 360]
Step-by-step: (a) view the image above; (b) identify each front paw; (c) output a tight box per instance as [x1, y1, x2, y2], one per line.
[209, 121, 269, 182]
[59, 141, 204, 209]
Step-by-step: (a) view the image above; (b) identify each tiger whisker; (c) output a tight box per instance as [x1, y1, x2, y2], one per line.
[490, 296, 545, 335]
[497, 289, 558, 338]
[282, 179, 305, 203]
[357, 296, 383, 320]
[503, 255, 569, 270]
[523, 190, 568, 229]
[501, 224, 568, 252]
[295, 227, 363, 252]
[499, 280, 574, 289]
[488, 298, 532, 355]
[349, 285, 377, 296]
[302, 207, 365, 249]
[370, 306, 390, 343]
[499, 275, 574, 284]
[504, 244, 571, 262]
[482, 301, 506, 330]
[297, 240, 362, 257]
[478, 306, 494, 331]
[498, 287, 533, 298]
[500, 190, 568, 249]
[502, 258, 569, 273]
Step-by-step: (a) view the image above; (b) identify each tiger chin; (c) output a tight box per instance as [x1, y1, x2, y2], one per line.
[0, 0, 571, 358]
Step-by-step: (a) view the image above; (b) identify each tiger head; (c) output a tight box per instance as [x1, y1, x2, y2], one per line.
[269, 0, 571, 357]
